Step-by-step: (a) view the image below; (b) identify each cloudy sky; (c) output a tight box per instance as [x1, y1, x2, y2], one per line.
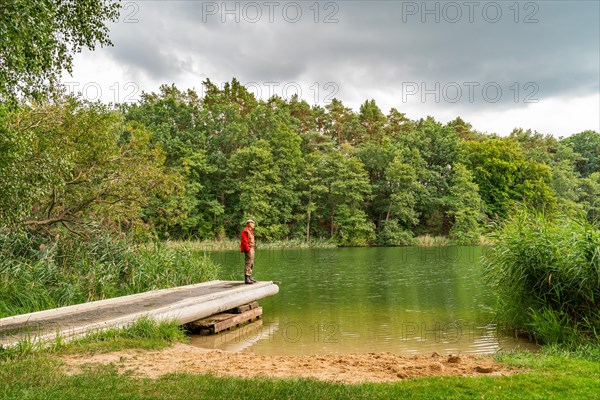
[63, 0, 599, 137]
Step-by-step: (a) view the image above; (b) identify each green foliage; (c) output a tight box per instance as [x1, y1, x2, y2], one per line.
[564, 130, 600, 178]
[311, 144, 375, 245]
[0, 0, 120, 103]
[109, 80, 599, 245]
[2, 79, 596, 252]
[484, 210, 600, 346]
[384, 150, 422, 229]
[0, 97, 179, 235]
[0, 230, 219, 318]
[376, 220, 415, 246]
[463, 138, 557, 218]
[577, 172, 600, 224]
[446, 164, 484, 245]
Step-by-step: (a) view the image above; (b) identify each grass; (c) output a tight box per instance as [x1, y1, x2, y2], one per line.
[0, 317, 186, 360]
[413, 235, 451, 246]
[61, 317, 187, 355]
[165, 238, 338, 252]
[167, 235, 492, 251]
[0, 345, 598, 399]
[0, 231, 220, 318]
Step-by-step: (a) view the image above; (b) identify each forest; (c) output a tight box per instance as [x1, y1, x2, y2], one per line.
[1, 79, 599, 246]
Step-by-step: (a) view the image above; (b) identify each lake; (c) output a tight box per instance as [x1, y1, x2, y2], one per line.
[190, 246, 535, 355]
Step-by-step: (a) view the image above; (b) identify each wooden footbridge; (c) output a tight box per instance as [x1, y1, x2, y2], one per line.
[0, 280, 279, 348]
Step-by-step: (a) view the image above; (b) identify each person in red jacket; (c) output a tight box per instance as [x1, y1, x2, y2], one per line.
[240, 219, 256, 284]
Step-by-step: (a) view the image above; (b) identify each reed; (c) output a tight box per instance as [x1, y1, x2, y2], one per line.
[484, 209, 600, 346]
[165, 238, 338, 252]
[0, 231, 219, 318]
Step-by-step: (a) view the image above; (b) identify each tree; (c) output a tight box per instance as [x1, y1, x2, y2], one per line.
[324, 99, 363, 145]
[577, 172, 600, 224]
[385, 108, 415, 139]
[228, 140, 282, 240]
[446, 117, 485, 141]
[358, 99, 387, 143]
[124, 85, 218, 238]
[446, 163, 484, 244]
[316, 144, 375, 246]
[398, 117, 460, 234]
[0, 0, 121, 103]
[0, 97, 178, 235]
[376, 150, 423, 245]
[463, 138, 556, 218]
[356, 138, 396, 230]
[247, 98, 304, 239]
[563, 130, 600, 178]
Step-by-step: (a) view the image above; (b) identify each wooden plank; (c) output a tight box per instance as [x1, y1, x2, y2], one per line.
[186, 313, 234, 330]
[187, 307, 263, 333]
[228, 301, 259, 314]
[212, 307, 262, 333]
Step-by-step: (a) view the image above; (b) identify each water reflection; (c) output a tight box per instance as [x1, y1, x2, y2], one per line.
[189, 246, 536, 355]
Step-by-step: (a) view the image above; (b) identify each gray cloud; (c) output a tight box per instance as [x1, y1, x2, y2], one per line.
[101, 0, 598, 115]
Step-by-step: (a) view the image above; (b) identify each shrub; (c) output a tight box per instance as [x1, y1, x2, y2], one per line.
[376, 220, 415, 246]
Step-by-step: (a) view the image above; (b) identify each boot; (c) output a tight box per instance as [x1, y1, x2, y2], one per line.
[245, 275, 254, 284]
[250, 276, 257, 283]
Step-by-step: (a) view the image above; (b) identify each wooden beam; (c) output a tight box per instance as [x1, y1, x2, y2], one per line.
[190, 307, 263, 334]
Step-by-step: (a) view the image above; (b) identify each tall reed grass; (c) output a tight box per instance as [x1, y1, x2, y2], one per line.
[166, 238, 338, 251]
[484, 210, 600, 346]
[0, 231, 219, 318]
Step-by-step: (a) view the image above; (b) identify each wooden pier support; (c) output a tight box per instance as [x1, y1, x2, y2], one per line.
[186, 302, 262, 334]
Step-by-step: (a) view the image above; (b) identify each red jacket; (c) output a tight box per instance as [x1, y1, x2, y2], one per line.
[240, 227, 254, 252]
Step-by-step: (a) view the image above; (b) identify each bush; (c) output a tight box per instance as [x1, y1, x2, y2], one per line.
[376, 220, 415, 246]
[484, 209, 600, 346]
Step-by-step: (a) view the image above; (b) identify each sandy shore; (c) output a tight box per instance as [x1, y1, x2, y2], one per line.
[61, 343, 519, 384]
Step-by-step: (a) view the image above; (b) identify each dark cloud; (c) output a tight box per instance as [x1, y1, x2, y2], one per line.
[102, 0, 598, 114]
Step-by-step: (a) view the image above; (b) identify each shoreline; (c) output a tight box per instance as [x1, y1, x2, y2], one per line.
[60, 342, 518, 384]
[165, 236, 492, 252]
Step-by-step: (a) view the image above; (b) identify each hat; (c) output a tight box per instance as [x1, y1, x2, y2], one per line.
[245, 219, 255, 225]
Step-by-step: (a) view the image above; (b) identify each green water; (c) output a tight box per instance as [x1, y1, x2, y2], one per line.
[190, 246, 535, 355]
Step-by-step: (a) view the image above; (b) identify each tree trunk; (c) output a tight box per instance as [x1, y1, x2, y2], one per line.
[306, 190, 312, 243]
[330, 212, 334, 238]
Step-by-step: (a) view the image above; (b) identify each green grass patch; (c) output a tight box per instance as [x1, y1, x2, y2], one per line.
[0, 317, 186, 360]
[62, 317, 187, 355]
[0, 347, 598, 400]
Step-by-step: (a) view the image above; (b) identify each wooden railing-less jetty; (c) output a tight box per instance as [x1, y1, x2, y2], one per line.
[0, 280, 279, 347]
